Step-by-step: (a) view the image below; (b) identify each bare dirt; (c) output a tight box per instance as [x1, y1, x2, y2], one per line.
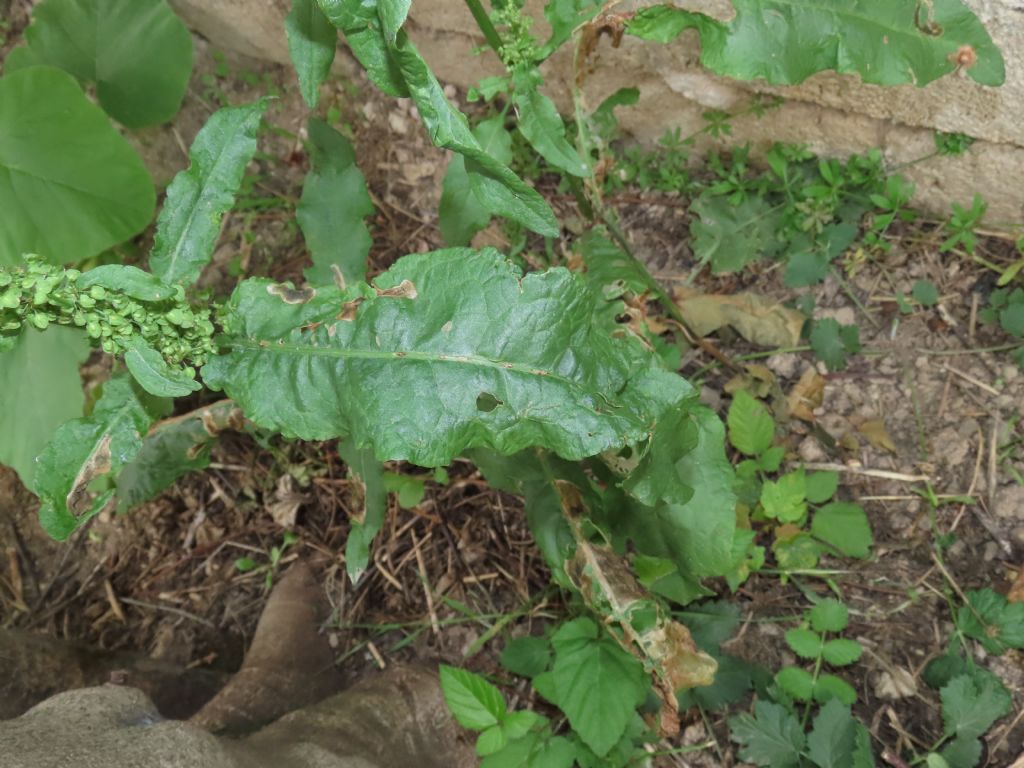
[1, 17, 1023, 768]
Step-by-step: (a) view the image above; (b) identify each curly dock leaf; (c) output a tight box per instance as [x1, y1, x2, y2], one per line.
[203, 249, 688, 467]
[285, 0, 337, 108]
[629, 0, 1004, 87]
[149, 99, 269, 285]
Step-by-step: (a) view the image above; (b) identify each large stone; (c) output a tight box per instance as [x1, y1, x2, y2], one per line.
[169, 0, 1024, 220]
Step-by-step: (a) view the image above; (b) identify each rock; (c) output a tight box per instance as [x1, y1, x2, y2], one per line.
[994, 484, 1024, 520]
[798, 437, 827, 463]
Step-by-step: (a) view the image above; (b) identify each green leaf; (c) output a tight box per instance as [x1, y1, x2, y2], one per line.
[0, 327, 90, 488]
[477, 725, 508, 756]
[390, 34, 558, 238]
[807, 698, 858, 768]
[690, 193, 785, 274]
[939, 737, 982, 768]
[678, 599, 741, 651]
[620, 395, 700, 507]
[761, 470, 807, 523]
[541, 0, 602, 56]
[123, 337, 201, 398]
[776, 665, 815, 701]
[549, 618, 648, 757]
[316, 0, 408, 97]
[149, 100, 269, 285]
[676, 653, 767, 711]
[810, 599, 849, 633]
[1000, 303, 1024, 338]
[0, 67, 156, 267]
[35, 376, 161, 540]
[813, 674, 857, 705]
[286, 0, 337, 108]
[958, 588, 1024, 654]
[203, 250, 688, 467]
[377, 0, 411, 44]
[116, 400, 236, 513]
[628, 5, 703, 43]
[298, 119, 375, 286]
[940, 671, 1011, 740]
[810, 319, 861, 372]
[912, 279, 940, 307]
[439, 664, 507, 731]
[822, 638, 864, 667]
[773, 532, 823, 573]
[812, 502, 873, 559]
[382, 470, 426, 508]
[76, 265, 177, 302]
[234, 556, 258, 572]
[338, 442, 386, 584]
[576, 228, 660, 300]
[805, 471, 839, 504]
[439, 116, 513, 247]
[727, 391, 775, 457]
[501, 636, 552, 679]
[7, 0, 192, 128]
[638, 0, 1004, 87]
[785, 628, 823, 659]
[513, 78, 588, 177]
[729, 700, 805, 768]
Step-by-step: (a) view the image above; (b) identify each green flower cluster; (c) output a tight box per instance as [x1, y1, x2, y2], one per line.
[0, 257, 216, 365]
[493, 3, 539, 71]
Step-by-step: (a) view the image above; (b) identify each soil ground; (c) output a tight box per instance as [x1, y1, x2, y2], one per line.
[1, 10, 1023, 767]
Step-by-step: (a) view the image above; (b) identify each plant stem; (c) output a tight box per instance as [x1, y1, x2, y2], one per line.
[463, 0, 503, 55]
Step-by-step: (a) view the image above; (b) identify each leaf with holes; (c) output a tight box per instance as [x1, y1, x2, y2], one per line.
[7, 0, 192, 127]
[203, 249, 689, 467]
[149, 100, 269, 285]
[286, 0, 337, 108]
[298, 119, 375, 287]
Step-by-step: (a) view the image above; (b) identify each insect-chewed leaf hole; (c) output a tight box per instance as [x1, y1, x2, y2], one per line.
[476, 392, 503, 412]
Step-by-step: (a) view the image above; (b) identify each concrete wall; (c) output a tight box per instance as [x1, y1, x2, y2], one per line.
[168, 0, 1024, 222]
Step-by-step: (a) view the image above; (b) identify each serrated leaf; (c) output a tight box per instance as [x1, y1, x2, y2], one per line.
[35, 376, 161, 540]
[338, 441, 386, 584]
[440, 664, 507, 731]
[761, 470, 807, 523]
[912, 279, 939, 307]
[439, 116, 512, 247]
[123, 337, 201, 398]
[678, 599, 741, 651]
[690, 193, 785, 274]
[0, 67, 155, 267]
[501, 636, 552, 679]
[776, 665, 815, 701]
[939, 737, 982, 768]
[116, 400, 237, 513]
[298, 119, 375, 287]
[728, 390, 775, 457]
[286, 0, 337, 108]
[676, 652, 767, 711]
[513, 78, 588, 177]
[810, 599, 849, 633]
[477, 724, 507, 757]
[149, 100, 269, 285]
[814, 674, 857, 705]
[549, 618, 648, 757]
[203, 250, 688, 467]
[810, 319, 861, 372]
[0, 328, 90, 489]
[7, 0, 192, 128]
[632, 1, 1004, 87]
[729, 700, 805, 768]
[940, 672, 1011, 740]
[805, 471, 839, 504]
[958, 588, 1024, 654]
[807, 698, 858, 768]
[785, 628, 823, 659]
[822, 638, 864, 667]
[812, 502, 873, 559]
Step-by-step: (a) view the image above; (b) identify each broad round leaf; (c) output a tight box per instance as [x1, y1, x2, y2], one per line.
[8, 0, 193, 128]
[0, 67, 155, 266]
[811, 502, 873, 559]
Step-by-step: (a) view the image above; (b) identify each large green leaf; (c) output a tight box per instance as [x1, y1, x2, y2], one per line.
[0, 327, 90, 488]
[285, 0, 337, 108]
[316, 0, 408, 96]
[203, 249, 687, 466]
[297, 119, 375, 287]
[149, 100, 269, 286]
[35, 376, 166, 540]
[439, 116, 513, 247]
[0, 67, 155, 267]
[629, 0, 1004, 87]
[6, 0, 193, 128]
[513, 76, 589, 178]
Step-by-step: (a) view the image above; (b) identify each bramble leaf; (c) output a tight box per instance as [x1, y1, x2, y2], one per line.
[286, 0, 337, 108]
[822, 638, 864, 667]
[810, 599, 849, 633]
[0, 67, 155, 267]
[297, 119, 375, 287]
[776, 665, 815, 701]
[805, 471, 839, 504]
[761, 470, 807, 523]
[7, 0, 192, 127]
[812, 502, 873, 559]
[501, 636, 552, 679]
[149, 100, 269, 285]
[728, 391, 775, 457]
[785, 628, 823, 660]
[204, 250, 688, 467]
[729, 700, 805, 768]
[440, 665, 507, 731]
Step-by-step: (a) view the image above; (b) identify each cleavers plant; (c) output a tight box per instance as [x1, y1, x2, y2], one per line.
[0, 0, 1010, 765]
